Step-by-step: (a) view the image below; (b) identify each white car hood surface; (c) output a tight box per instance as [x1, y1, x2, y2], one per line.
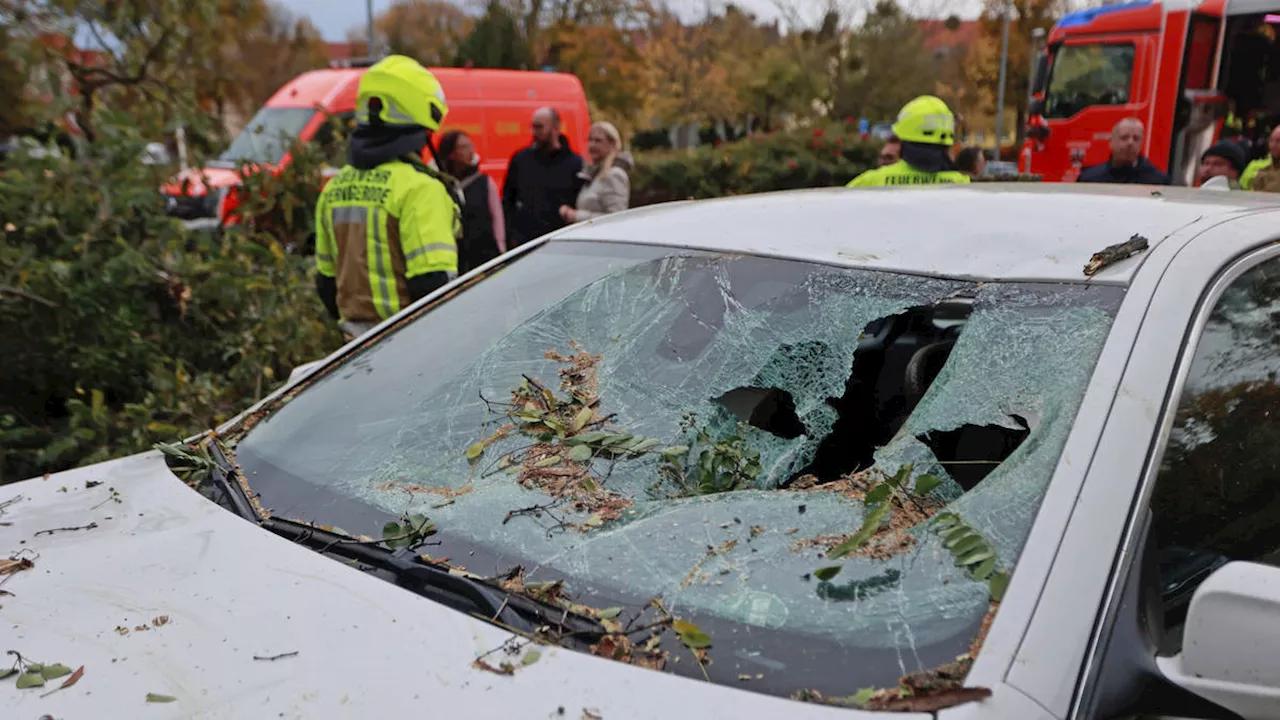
[2, 451, 910, 719]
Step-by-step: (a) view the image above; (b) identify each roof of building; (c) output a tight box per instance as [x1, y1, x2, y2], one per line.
[918, 19, 981, 53]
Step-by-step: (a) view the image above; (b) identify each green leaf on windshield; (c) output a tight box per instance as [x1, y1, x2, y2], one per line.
[596, 607, 623, 619]
[568, 431, 610, 445]
[828, 501, 891, 559]
[814, 565, 842, 581]
[0, 668, 16, 680]
[673, 619, 713, 650]
[16, 672, 45, 689]
[932, 512, 960, 529]
[534, 455, 561, 468]
[568, 445, 593, 462]
[659, 445, 689, 458]
[913, 474, 943, 496]
[40, 663, 73, 680]
[958, 546, 996, 567]
[988, 571, 1011, 601]
[383, 521, 402, 538]
[864, 483, 891, 504]
[572, 406, 594, 432]
[852, 687, 877, 706]
[630, 438, 660, 454]
[465, 442, 484, 463]
[950, 535, 984, 557]
[521, 650, 541, 666]
[971, 556, 998, 581]
[146, 693, 177, 703]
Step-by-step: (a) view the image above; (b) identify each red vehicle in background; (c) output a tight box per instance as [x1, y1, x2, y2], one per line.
[1023, 0, 1280, 185]
[163, 62, 591, 225]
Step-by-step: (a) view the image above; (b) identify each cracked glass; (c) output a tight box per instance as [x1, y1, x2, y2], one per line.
[235, 240, 1124, 691]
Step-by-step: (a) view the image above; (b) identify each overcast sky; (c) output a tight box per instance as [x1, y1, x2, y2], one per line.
[274, 0, 984, 41]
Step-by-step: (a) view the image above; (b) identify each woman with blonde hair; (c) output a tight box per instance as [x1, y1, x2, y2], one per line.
[559, 121, 631, 223]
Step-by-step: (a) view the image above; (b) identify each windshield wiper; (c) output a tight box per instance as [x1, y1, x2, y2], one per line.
[204, 442, 604, 640]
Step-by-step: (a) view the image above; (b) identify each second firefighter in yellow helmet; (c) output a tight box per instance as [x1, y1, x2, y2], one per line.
[314, 54, 463, 338]
[847, 96, 970, 187]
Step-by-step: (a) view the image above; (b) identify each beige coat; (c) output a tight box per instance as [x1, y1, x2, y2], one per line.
[574, 152, 632, 221]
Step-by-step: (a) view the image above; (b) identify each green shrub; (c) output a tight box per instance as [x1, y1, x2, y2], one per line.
[630, 123, 881, 206]
[0, 116, 342, 483]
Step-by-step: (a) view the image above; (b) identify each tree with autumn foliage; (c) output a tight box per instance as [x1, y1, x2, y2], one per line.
[4, 0, 327, 143]
[832, 0, 938, 123]
[639, 5, 739, 137]
[206, 2, 330, 130]
[0, 20, 30, 136]
[455, 0, 535, 69]
[540, 19, 649, 130]
[383, 0, 472, 64]
[965, 0, 1063, 148]
[344, 0, 472, 67]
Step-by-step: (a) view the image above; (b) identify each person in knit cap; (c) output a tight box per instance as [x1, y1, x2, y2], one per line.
[1197, 141, 1248, 189]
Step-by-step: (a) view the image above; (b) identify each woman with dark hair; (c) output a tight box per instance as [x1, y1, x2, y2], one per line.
[437, 130, 506, 273]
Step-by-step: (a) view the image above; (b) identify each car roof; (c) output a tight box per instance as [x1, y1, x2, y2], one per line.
[551, 183, 1280, 285]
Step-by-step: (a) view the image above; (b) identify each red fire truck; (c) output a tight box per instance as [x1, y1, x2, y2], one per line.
[1023, 0, 1280, 185]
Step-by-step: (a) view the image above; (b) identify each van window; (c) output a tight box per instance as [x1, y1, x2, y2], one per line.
[312, 111, 355, 166]
[220, 107, 316, 165]
[1044, 43, 1136, 119]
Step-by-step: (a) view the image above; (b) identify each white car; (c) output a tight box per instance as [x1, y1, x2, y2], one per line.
[7, 184, 1280, 719]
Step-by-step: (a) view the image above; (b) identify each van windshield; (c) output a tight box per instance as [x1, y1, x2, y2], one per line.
[218, 107, 316, 165]
[1044, 42, 1136, 119]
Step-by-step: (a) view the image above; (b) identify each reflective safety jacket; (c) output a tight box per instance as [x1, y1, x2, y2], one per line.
[846, 160, 970, 187]
[1241, 157, 1276, 191]
[315, 158, 460, 323]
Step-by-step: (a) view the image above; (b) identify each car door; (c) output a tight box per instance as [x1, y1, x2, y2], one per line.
[1002, 208, 1280, 719]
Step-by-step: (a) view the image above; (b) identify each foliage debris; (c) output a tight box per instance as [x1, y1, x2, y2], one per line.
[1084, 234, 1149, 276]
[792, 468, 939, 562]
[471, 344, 658, 531]
[680, 539, 739, 588]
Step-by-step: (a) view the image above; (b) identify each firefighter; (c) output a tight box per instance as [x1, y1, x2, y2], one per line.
[314, 54, 461, 339]
[847, 96, 969, 187]
[1241, 125, 1280, 191]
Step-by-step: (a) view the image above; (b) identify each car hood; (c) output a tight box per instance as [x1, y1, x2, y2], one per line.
[1, 452, 899, 719]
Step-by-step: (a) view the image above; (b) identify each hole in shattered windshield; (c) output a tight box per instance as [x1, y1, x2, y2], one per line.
[713, 386, 807, 439]
[797, 300, 973, 484]
[916, 416, 1030, 491]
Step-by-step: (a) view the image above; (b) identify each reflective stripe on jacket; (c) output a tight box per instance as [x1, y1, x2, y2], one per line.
[846, 160, 970, 187]
[315, 159, 460, 323]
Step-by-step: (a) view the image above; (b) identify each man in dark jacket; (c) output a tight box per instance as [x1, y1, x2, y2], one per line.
[502, 107, 584, 248]
[1076, 118, 1170, 185]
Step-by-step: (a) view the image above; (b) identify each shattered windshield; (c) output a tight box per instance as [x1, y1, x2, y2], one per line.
[233, 241, 1122, 700]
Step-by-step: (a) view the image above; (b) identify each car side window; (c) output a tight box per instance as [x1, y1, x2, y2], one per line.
[1149, 253, 1280, 650]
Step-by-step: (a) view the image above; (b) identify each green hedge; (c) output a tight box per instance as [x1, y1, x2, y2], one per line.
[631, 124, 880, 206]
[0, 120, 343, 483]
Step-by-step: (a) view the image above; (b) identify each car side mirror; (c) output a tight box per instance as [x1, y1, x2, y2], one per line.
[1157, 561, 1280, 718]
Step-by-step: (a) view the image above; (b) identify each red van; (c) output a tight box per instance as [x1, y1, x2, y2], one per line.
[163, 63, 591, 224]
